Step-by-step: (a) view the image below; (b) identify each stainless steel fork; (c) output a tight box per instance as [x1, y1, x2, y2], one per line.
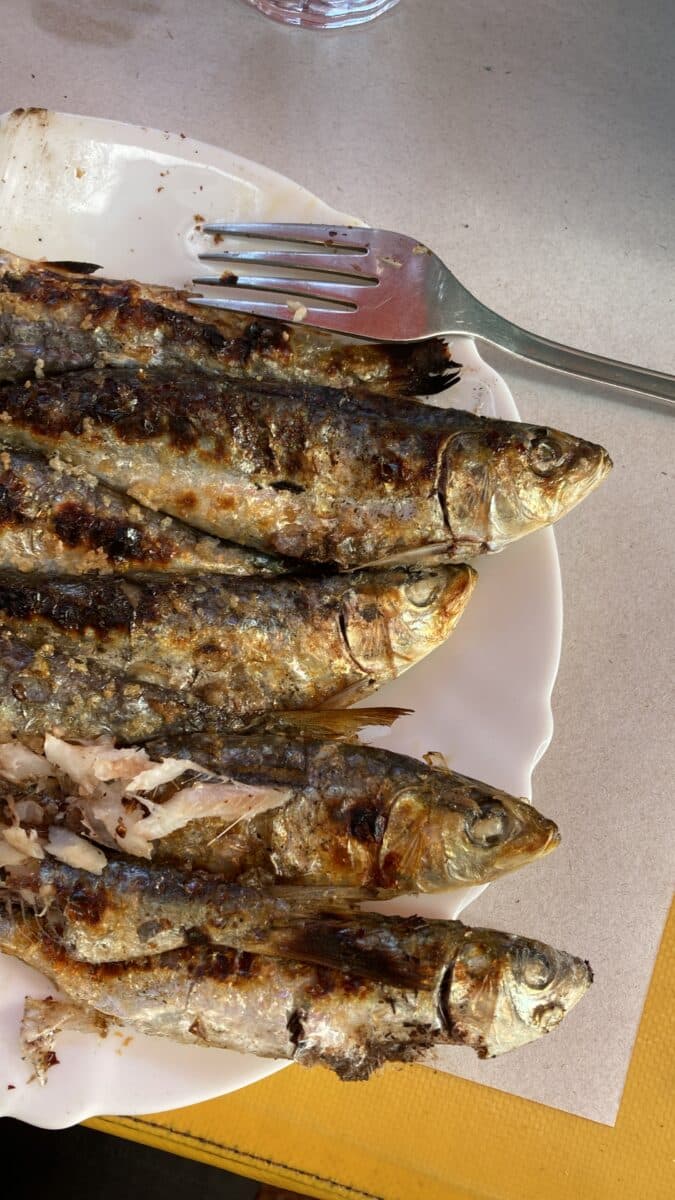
[190, 223, 674, 406]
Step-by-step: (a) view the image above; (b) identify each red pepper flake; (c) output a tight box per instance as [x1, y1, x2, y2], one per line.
[7, 1084, 15, 1090]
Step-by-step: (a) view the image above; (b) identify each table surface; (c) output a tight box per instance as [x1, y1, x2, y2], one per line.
[2, 0, 674, 1186]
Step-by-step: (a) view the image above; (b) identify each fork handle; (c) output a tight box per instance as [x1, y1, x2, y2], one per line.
[465, 301, 675, 407]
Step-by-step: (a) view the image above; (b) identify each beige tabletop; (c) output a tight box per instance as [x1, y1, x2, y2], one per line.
[1, 0, 673, 1125]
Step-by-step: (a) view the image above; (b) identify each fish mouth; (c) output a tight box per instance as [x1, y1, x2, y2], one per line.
[557, 440, 613, 516]
[536, 819, 561, 858]
[491, 804, 561, 875]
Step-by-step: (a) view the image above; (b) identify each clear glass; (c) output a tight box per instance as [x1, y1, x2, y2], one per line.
[242, 0, 401, 29]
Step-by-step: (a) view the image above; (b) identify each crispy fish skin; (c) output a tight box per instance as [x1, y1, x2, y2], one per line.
[0, 367, 611, 567]
[0, 909, 445, 1080]
[0, 250, 457, 397]
[0, 564, 475, 711]
[0, 445, 287, 576]
[0, 907, 592, 1072]
[0, 632, 231, 742]
[136, 732, 559, 892]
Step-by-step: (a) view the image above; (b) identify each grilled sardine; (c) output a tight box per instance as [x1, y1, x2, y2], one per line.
[0, 906, 592, 1076]
[0, 727, 558, 893]
[0, 250, 457, 396]
[0, 367, 612, 568]
[0, 564, 475, 711]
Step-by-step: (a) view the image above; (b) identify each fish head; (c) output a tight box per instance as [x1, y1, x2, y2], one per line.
[379, 782, 559, 890]
[340, 565, 477, 677]
[443, 929, 593, 1056]
[442, 421, 612, 553]
[443, 789, 560, 884]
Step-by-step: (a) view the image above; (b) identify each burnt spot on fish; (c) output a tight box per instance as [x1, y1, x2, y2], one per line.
[52, 501, 174, 565]
[45, 261, 102, 275]
[0, 574, 140, 634]
[188, 1015, 209, 1042]
[270, 481, 305, 494]
[137, 919, 169, 943]
[374, 343, 463, 398]
[236, 950, 255, 977]
[286, 1007, 304, 1047]
[215, 495, 236, 513]
[60, 880, 107, 926]
[238, 319, 293, 365]
[198, 641, 221, 655]
[286, 918, 423, 991]
[177, 490, 197, 511]
[0, 477, 30, 526]
[203, 947, 239, 981]
[349, 805, 387, 843]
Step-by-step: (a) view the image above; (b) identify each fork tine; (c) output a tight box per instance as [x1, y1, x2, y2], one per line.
[187, 294, 364, 333]
[193, 274, 368, 306]
[198, 250, 376, 276]
[202, 222, 371, 249]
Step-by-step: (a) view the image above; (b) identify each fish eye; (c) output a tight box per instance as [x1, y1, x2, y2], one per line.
[515, 948, 556, 990]
[466, 803, 509, 847]
[527, 435, 568, 477]
[404, 575, 441, 608]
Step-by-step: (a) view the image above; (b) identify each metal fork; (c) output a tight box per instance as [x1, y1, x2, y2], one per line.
[190, 222, 674, 406]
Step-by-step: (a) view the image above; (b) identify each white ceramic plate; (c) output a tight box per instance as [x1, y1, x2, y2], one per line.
[0, 109, 562, 1128]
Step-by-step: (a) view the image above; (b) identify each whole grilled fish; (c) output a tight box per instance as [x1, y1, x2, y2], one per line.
[0, 366, 612, 568]
[138, 731, 558, 891]
[0, 445, 286, 576]
[0, 727, 558, 893]
[0, 564, 475, 710]
[0, 250, 456, 397]
[0, 906, 592, 1075]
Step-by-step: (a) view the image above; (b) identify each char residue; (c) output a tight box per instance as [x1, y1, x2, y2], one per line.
[286, 919, 421, 991]
[0, 573, 141, 634]
[53, 501, 173, 564]
[349, 805, 387, 843]
[60, 879, 107, 926]
[287, 1007, 304, 1048]
[270, 480, 305, 494]
[0, 476, 29, 526]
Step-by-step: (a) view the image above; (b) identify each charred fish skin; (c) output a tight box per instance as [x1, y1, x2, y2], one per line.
[0, 445, 287, 576]
[0, 564, 475, 712]
[141, 732, 559, 892]
[0, 368, 610, 566]
[0, 907, 592, 1074]
[12, 857, 461, 984]
[0, 632, 230, 742]
[0, 250, 458, 397]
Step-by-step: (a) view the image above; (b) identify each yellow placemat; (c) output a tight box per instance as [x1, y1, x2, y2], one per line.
[89, 900, 674, 1200]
